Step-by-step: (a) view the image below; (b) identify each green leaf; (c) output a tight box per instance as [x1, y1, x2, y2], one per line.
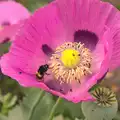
[0, 90, 4, 102]
[114, 112, 120, 120]
[24, 0, 49, 12]
[117, 6, 120, 10]
[53, 115, 64, 120]
[21, 88, 54, 120]
[1, 93, 12, 115]
[1, 93, 18, 115]
[54, 97, 84, 119]
[75, 118, 84, 120]
[8, 106, 24, 120]
[81, 101, 118, 120]
[3, 93, 12, 103]
[0, 114, 8, 120]
[7, 95, 17, 109]
[0, 42, 11, 56]
[89, 84, 100, 92]
[0, 106, 24, 120]
[0, 77, 24, 101]
[65, 118, 72, 120]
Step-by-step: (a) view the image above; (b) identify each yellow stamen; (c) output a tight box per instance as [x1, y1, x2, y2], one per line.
[60, 49, 80, 68]
[49, 42, 92, 84]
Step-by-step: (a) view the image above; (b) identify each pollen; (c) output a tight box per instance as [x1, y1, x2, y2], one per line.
[49, 42, 92, 84]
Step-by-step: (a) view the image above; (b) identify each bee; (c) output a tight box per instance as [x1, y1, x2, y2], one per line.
[36, 64, 49, 80]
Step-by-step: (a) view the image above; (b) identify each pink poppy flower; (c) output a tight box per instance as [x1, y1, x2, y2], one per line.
[0, 1, 30, 43]
[1, 0, 120, 103]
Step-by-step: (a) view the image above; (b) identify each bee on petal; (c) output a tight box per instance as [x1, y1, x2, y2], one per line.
[36, 64, 49, 81]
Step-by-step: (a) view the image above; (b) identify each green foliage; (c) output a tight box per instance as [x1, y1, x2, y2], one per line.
[117, 6, 120, 10]
[0, 76, 23, 94]
[0, 88, 54, 120]
[0, 88, 18, 116]
[89, 84, 100, 92]
[75, 118, 84, 120]
[113, 112, 120, 120]
[1, 93, 17, 115]
[81, 101, 118, 120]
[0, 106, 24, 120]
[53, 115, 64, 120]
[53, 97, 84, 119]
[21, 88, 83, 120]
[0, 114, 8, 120]
[0, 42, 11, 56]
[23, 0, 50, 12]
[21, 88, 54, 120]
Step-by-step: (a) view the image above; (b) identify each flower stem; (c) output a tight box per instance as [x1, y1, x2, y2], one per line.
[28, 89, 45, 120]
[48, 97, 62, 120]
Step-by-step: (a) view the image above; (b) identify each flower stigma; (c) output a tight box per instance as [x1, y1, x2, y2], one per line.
[49, 42, 92, 84]
[61, 49, 80, 68]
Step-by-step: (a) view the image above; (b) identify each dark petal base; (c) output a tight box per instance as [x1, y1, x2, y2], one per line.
[74, 30, 98, 51]
[42, 44, 54, 56]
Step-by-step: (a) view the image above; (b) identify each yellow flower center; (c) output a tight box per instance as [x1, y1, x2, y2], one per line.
[49, 42, 92, 84]
[60, 49, 80, 68]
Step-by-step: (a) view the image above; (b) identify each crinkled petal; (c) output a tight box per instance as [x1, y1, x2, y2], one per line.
[6, 2, 71, 74]
[99, 2, 120, 71]
[91, 41, 105, 73]
[101, 2, 120, 28]
[108, 25, 120, 70]
[57, 0, 106, 38]
[56, 0, 114, 51]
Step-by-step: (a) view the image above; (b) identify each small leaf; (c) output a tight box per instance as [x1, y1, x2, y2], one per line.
[1, 93, 18, 115]
[7, 95, 17, 109]
[3, 93, 12, 103]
